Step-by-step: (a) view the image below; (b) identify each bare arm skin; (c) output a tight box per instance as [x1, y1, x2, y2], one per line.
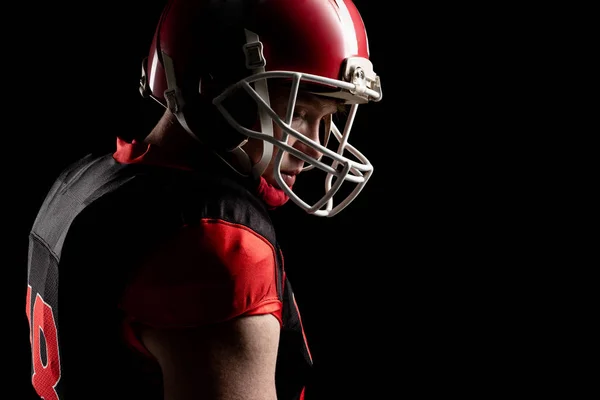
[140, 314, 281, 400]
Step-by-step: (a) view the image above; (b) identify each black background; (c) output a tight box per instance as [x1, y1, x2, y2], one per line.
[6, 1, 556, 399]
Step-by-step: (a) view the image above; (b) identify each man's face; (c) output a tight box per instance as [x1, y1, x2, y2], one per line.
[242, 84, 341, 190]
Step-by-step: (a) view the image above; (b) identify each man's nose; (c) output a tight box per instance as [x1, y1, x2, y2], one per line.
[294, 123, 322, 160]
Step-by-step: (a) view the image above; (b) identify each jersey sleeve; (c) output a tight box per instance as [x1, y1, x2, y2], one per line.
[119, 218, 283, 330]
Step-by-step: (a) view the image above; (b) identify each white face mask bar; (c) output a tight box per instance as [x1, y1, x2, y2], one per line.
[269, 76, 373, 216]
[214, 67, 380, 216]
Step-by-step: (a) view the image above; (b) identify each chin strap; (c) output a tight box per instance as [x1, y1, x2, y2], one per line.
[243, 29, 273, 179]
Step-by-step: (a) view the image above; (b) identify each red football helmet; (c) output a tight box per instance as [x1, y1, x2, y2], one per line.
[139, 0, 382, 217]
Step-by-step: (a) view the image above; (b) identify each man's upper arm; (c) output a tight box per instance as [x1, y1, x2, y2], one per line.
[140, 313, 280, 400]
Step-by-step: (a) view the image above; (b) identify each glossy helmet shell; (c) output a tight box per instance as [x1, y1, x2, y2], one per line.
[140, 0, 373, 149]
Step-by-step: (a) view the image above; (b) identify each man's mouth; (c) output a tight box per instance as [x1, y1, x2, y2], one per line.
[281, 173, 296, 188]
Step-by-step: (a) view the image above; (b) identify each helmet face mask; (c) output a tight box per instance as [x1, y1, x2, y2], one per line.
[141, 0, 382, 217]
[214, 71, 376, 217]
